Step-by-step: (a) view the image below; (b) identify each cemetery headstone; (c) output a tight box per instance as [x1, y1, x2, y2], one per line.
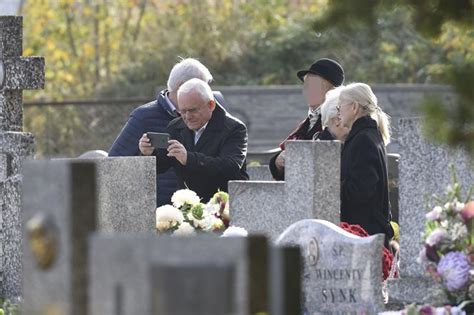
[277, 219, 385, 314]
[230, 140, 342, 239]
[89, 234, 269, 315]
[22, 160, 97, 315]
[387, 118, 474, 305]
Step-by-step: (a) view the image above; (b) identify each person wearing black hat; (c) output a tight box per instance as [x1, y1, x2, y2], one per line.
[269, 58, 345, 180]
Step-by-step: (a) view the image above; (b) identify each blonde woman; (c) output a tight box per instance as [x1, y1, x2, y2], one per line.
[337, 83, 394, 246]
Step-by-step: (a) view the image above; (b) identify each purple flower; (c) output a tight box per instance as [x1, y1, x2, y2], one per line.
[426, 228, 447, 246]
[419, 305, 434, 315]
[437, 252, 471, 291]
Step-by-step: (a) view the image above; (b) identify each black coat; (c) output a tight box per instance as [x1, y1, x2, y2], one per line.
[154, 103, 249, 202]
[341, 116, 393, 240]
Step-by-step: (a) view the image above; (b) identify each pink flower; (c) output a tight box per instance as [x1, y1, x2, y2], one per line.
[460, 201, 474, 222]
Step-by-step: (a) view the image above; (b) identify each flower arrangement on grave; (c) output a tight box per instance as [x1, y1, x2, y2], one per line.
[155, 189, 247, 237]
[419, 165, 473, 307]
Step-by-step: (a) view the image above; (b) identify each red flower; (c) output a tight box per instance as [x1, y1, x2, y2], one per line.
[339, 222, 394, 280]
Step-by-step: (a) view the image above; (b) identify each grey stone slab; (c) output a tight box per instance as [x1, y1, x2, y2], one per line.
[150, 263, 236, 315]
[270, 245, 302, 315]
[247, 165, 273, 180]
[22, 160, 98, 315]
[230, 140, 342, 240]
[387, 154, 399, 223]
[0, 132, 34, 298]
[71, 156, 156, 233]
[386, 118, 473, 305]
[0, 15, 45, 132]
[0, 132, 35, 175]
[0, 175, 22, 299]
[277, 219, 385, 314]
[229, 181, 286, 239]
[0, 16, 22, 58]
[395, 118, 474, 278]
[3, 56, 45, 90]
[89, 234, 269, 315]
[285, 140, 341, 224]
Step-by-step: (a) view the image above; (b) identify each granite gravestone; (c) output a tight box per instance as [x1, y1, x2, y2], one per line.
[72, 156, 156, 233]
[89, 234, 269, 315]
[387, 118, 474, 305]
[277, 219, 385, 314]
[230, 140, 342, 240]
[0, 15, 44, 299]
[22, 160, 97, 315]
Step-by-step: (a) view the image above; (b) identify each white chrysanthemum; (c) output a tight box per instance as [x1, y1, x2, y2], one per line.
[202, 216, 224, 231]
[426, 206, 443, 221]
[173, 222, 196, 236]
[451, 222, 468, 241]
[221, 226, 248, 237]
[171, 189, 201, 208]
[187, 211, 209, 229]
[155, 205, 184, 232]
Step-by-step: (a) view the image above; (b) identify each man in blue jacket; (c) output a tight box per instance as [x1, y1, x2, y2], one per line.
[109, 58, 228, 206]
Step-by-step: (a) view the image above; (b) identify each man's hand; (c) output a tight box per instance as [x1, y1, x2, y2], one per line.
[167, 140, 187, 165]
[275, 150, 285, 170]
[139, 133, 154, 156]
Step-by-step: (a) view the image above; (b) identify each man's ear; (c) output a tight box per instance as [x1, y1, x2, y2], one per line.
[209, 99, 216, 111]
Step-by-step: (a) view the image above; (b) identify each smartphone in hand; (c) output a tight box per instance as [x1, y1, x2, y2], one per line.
[147, 132, 170, 149]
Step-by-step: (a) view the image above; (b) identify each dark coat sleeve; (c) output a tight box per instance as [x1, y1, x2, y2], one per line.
[341, 135, 380, 205]
[185, 123, 248, 181]
[269, 152, 285, 181]
[108, 112, 145, 156]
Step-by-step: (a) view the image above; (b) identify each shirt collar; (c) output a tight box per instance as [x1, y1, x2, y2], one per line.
[164, 92, 178, 113]
[308, 106, 321, 118]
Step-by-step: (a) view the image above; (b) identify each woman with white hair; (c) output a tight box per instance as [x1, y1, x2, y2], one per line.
[315, 86, 349, 141]
[337, 83, 394, 245]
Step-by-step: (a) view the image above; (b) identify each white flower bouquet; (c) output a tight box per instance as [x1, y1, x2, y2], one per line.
[155, 189, 246, 237]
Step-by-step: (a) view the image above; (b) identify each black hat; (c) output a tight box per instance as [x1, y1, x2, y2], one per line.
[297, 58, 345, 86]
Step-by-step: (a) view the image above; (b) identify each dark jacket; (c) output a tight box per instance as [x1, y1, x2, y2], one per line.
[154, 103, 249, 202]
[340, 116, 393, 241]
[269, 115, 323, 180]
[108, 90, 228, 206]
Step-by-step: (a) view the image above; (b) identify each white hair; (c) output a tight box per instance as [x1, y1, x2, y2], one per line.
[177, 78, 213, 104]
[167, 58, 213, 92]
[339, 83, 391, 145]
[320, 86, 344, 128]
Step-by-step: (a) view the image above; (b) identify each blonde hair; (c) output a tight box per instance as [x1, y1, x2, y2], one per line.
[320, 86, 344, 128]
[339, 83, 391, 145]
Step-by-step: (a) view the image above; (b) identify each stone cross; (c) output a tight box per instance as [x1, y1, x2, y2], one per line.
[0, 15, 44, 132]
[0, 15, 43, 299]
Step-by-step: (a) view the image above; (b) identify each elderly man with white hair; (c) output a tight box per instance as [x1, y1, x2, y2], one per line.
[139, 78, 249, 202]
[109, 58, 228, 206]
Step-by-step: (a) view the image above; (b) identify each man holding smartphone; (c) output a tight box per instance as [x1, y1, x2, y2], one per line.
[139, 79, 249, 202]
[109, 58, 228, 206]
